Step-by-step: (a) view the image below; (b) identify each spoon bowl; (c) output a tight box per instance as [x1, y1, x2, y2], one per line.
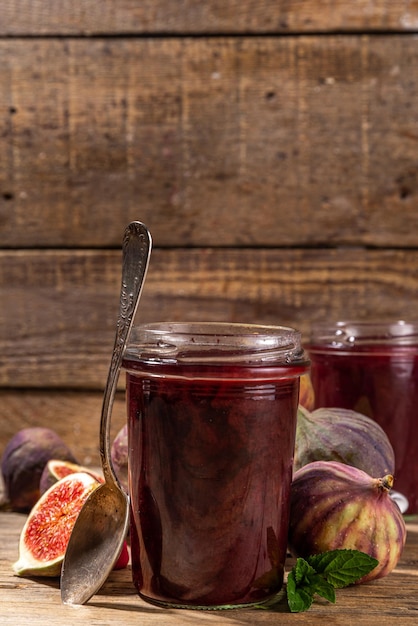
[60, 483, 129, 604]
[60, 221, 152, 605]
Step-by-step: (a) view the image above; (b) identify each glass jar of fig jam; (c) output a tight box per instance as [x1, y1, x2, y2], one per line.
[307, 320, 418, 514]
[122, 322, 309, 609]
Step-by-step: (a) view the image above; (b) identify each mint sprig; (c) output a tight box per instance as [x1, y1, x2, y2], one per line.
[255, 549, 378, 613]
[287, 558, 334, 611]
[288, 549, 378, 612]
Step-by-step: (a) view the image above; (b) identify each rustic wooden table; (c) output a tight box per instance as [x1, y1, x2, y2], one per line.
[1, 512, 417, 625]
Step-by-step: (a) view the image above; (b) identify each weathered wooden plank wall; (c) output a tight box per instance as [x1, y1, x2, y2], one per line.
[1, 1, 418, 463]
[2, 1, 418, 34]
[2, 36, 418, 248]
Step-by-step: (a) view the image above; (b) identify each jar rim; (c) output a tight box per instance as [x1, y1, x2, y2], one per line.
[124, 321, 309, 367]
[308, 319, 418, 348]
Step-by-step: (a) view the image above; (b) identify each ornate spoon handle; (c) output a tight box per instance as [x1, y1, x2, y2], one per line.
[101, 221, 152, 486]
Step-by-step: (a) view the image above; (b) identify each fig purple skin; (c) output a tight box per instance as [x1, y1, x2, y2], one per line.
[111, 424, 128, 493]
[294, 406, 395, 477]
[288, 460, 407, 583]
[1, 427, 77, 511]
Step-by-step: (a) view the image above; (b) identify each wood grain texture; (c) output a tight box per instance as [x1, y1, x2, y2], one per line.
[0, 512, 418, 625]
[1, 1, 418, 35]
[1, 247, 418, 389]
[0, 390, 126, 467]
[1, 36, 418, 248]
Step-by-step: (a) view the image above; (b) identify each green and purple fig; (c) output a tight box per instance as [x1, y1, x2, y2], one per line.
[294, 406, 395, 477]
[288, 460, 406, 583]
[1, 427, 77, 511]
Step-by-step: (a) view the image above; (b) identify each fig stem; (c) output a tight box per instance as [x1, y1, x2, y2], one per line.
[379, 474, 394, 491]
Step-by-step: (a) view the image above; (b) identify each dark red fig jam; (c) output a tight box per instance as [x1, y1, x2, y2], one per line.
[123, 322, 309, 609]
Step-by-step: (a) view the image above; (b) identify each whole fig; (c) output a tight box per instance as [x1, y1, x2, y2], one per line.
[288, 460, 406, 582]
[111, 424, 128, 493]
[294, 406, 395, 477]
[1, 427, 77, 511]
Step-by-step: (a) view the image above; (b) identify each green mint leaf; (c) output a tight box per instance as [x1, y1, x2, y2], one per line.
[287, 568, 314, 613]
[254, 549, 379, 614]
[294, 556, 318, 585]
[285, 550, 378, 612]
[308, 574, 336, 603]
[307, 550, 379, 588]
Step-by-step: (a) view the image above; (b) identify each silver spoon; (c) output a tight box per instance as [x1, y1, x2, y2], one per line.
[60, 221, 152, 605]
